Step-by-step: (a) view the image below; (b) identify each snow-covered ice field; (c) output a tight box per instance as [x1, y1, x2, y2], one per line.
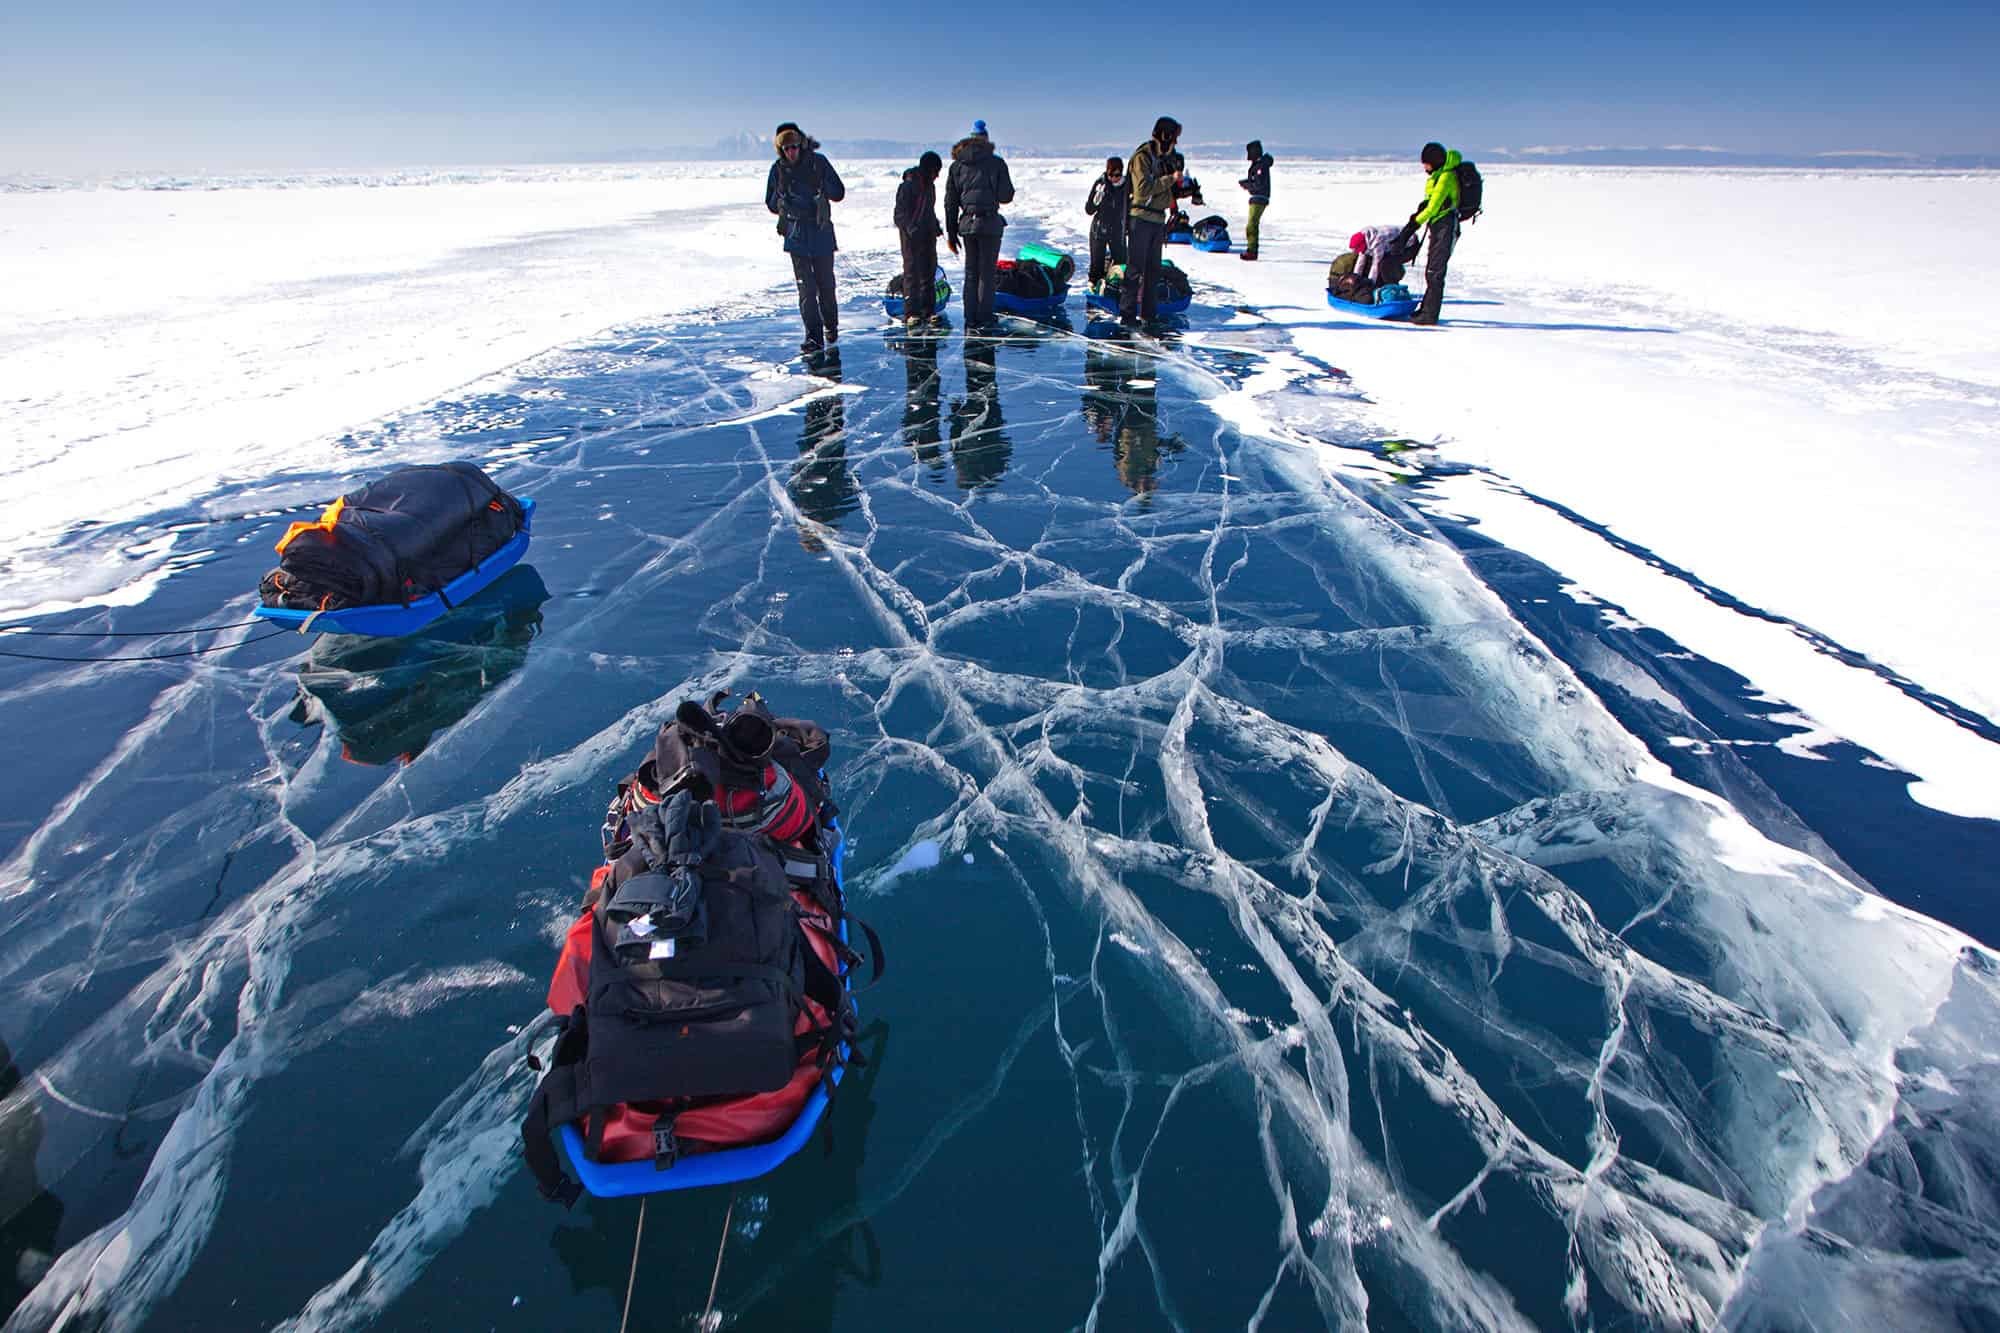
[5, 160, 1996, 815]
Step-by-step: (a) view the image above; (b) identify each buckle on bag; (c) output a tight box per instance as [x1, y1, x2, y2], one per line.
[652, 1120, 680, 1171]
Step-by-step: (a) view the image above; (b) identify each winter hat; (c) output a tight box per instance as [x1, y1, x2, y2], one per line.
[774, 124, 804, 152]
[1246, 140, 1263, 158]
[919, 150, 942, 175]
[1152, 116, 1182, 144]
[971, 119, 989, 138]
[1420, 141, 1447, 167]
[1349, 231, 1367, 252]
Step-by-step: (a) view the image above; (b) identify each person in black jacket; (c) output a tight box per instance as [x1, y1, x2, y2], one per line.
[943, 120, 1015, 333]
[1238, 140, 1273, 261]
[765, 123, 847, 354]
[893, 151, 945, 327]
[1084, 156, 1129, 289]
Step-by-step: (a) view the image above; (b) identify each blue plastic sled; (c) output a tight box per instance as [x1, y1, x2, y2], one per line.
[1192, 235, 1231, 253]
[557, 830, 853, 1197]
[884, 266, 953, 319]
[993, 289, 1069, 319]
[254, 497, 536, 638]
[1327, 291, 1420, 320]
[1165, 229, 1193, 245]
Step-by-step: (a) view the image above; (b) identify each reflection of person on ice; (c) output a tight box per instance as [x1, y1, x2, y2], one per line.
[765, 124, 846, 354]
[1084, 156, 1129, 289]
[1399, 141, 1460, 326]
[894, 150, 944, 328]
[944, 120, 1015, 333]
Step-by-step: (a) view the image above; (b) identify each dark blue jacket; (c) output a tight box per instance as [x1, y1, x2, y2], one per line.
[1239, 154, 1273, 205]
[765, 141, 846, 256]
[894, 167, 942, 241]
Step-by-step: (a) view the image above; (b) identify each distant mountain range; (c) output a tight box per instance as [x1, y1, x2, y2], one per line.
[576, 133, 1997, 171]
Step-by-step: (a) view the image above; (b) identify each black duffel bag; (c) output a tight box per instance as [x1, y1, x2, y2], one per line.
[260, 461, 524, 610]
[998, 259, 1059, 299]
[583, 818, 805, 1102]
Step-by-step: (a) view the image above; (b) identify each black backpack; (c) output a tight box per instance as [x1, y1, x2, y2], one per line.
[1455, 160, 1484, 221]
[1001, 260, 1058, 299]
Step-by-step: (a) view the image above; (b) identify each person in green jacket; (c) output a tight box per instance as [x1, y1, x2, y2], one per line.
[1403, 142, 1461, 326]
[1121, 116, 1190, 325]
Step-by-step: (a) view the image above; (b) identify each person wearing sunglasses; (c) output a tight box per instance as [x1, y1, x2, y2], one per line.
[1084, 155, 1129, 290]
[765, 123, 848, 354]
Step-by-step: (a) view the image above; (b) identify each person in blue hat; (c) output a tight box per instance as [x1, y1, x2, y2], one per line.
[944, 120, 1015, 333]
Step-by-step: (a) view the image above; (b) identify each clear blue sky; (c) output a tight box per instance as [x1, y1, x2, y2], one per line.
[3, 0, 1995, 171]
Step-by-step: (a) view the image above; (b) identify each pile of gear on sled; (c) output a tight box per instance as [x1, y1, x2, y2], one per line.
[522, 691, 883, 1203]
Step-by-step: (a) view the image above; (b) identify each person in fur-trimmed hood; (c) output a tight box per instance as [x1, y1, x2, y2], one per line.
[943, 120, 1015, 332]
[765, 123, 847, 353]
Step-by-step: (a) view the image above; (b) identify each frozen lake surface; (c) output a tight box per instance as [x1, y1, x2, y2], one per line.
[2, 167, 1999, 1331]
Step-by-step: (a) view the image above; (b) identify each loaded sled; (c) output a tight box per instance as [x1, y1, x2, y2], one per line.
[255, 462, 532, 638]
[991, 242, 1075, 320]
[883, 266, 953, 320]
[1326, 282, 1419, 320]
[523, 692, 884, 1203]
[1086, 258, 1193, 317]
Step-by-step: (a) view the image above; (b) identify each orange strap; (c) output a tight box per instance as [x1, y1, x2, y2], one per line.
[274, 496, 346, 555]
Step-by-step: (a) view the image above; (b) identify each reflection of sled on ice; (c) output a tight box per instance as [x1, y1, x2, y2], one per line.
[289, 563, 549, 765]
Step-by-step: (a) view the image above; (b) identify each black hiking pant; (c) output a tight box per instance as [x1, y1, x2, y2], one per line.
[1419, 216, 1457, 321]
[962, 232, 1002, 330]
[1088, 224, 1128, 286]
[1121, 219, 1166, 321]
[900, 234, 938, 321]
[791, 251, 838, 344]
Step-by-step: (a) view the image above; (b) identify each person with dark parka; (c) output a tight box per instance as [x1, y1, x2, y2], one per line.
[894, 150, 945, 327]
[1238, 140, 1273, 261]
[1084, 155, 1129, 289]
[766, 123, 847, 353]
[944, 120, 1015, 332]
[1397, 141, 1461, 326]
[1121, 116, 1188, 326]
